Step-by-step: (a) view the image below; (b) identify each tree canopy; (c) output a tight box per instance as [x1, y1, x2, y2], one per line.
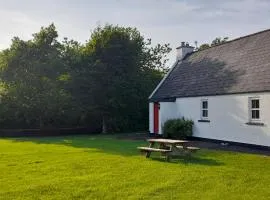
[0, 24, 171, 132]
[198, 37, 229, 51]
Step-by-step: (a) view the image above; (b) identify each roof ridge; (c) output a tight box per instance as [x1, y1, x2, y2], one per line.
[196, 28, 270, 53]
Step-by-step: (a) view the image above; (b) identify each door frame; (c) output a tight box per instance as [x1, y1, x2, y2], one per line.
[153, 102, 160, 134]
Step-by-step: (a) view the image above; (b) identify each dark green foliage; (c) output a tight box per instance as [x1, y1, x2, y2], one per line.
[211, 37, 229, 46]
[0, 23, 171, 132]
[198, 37, 229, 51]
[70, 24, 170, 133]
[163, 118, 194, 139]
[198, 43, 210, 51]
[0, 24, 76, 128]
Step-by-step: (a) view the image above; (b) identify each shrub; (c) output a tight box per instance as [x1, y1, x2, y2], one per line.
[163, 117, 194, 139]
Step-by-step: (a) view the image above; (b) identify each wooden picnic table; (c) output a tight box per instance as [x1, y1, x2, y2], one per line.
[137, 138, 200, 161]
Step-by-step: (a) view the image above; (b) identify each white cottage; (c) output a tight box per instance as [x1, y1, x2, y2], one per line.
[149, 29, 270, 147]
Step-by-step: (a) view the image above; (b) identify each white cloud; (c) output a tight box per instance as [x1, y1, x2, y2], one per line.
[0, 0, 269, 65]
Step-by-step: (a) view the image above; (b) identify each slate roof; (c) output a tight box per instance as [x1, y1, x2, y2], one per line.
[149, 29, 270, 102]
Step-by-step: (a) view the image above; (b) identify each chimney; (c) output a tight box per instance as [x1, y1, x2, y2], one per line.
[176, 42, 194, 61]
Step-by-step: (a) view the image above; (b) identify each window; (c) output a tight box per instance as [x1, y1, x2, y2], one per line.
[201, 99, 208, 119]
[249, 98, 260, 121]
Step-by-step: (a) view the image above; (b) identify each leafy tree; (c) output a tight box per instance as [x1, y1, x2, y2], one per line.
[0, 23, 171, 133]
[198, 37, 229, 51]
[0, 24, 74, 128]
[211, 37, 229, 46]
[198, 43, 210, 51]
[81, 25, 171, 133]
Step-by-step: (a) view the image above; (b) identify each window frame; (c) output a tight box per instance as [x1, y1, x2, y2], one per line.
[201, 99, 209, 120]
[249, 97, 261, 122]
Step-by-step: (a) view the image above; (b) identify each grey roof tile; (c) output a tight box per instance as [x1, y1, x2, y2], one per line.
[150, 29, 270, 101]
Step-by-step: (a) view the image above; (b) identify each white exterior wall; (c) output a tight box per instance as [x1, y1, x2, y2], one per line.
[159, 102, 177, 135]
[156, 92, 270, 146]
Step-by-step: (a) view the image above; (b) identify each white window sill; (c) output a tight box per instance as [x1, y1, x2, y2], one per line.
[245, 122, 265, 126]
[198, 119, 210, 123]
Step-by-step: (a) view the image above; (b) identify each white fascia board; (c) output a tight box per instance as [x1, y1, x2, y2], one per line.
[148, 60, 180, 100]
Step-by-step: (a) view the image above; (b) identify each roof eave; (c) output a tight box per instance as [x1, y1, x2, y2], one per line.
[148, 60, 180, 100]
[149, 97, 176, 103]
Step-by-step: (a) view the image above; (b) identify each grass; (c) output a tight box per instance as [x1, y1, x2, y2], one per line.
[0, 134, 269, 200]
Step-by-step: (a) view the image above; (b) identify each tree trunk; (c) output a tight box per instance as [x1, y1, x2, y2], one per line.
[102, 115, 107, 134]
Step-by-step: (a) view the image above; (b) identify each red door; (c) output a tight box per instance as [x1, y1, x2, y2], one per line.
[153, 103, 159, 134]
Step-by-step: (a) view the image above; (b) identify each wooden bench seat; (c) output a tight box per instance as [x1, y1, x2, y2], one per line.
[176, 146, 200, 153]
[176, 145, 184, 149]
[186, 146, 200, 152]
[137, 147, 172, 153]
[137, 147, 172, 159]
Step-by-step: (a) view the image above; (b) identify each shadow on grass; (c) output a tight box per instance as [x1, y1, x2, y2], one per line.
[150, 156, 223, 166]
[7, 135, 145, 156]
[5, 135, 223, 166]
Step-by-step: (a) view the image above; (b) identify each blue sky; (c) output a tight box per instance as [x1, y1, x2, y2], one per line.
[0, 0, 270, 64]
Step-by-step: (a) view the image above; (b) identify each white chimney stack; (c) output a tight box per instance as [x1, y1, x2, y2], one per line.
[176, 42, 194, 61]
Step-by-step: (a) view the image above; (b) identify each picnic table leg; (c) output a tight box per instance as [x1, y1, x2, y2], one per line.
[181, 143, 190, 156]
[146, 142, 154, 158]
[166, 153, 171, 162]
[165, 144, 172, 161]
[168, 144, 185, 160]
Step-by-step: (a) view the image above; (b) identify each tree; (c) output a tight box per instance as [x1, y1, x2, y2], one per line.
[0, 24, 74, 128]
[0, 23, 171, 132]
[81, 25, 171, 133]
[211, 37, 229, 46]
[198, 43, 210, 51]
[198, 37, 229, 51]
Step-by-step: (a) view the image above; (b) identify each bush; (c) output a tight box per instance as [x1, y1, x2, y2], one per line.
[163, 118, 194, 139]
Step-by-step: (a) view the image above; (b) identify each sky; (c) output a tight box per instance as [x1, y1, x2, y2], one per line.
[0, 0, 270, 65]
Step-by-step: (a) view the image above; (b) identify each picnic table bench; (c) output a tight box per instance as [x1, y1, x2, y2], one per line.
[137, 138, 200, 161]
[176, 145, 200, 153]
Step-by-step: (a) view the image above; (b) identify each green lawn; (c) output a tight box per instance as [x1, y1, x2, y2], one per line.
[0, 135, 269, 200]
